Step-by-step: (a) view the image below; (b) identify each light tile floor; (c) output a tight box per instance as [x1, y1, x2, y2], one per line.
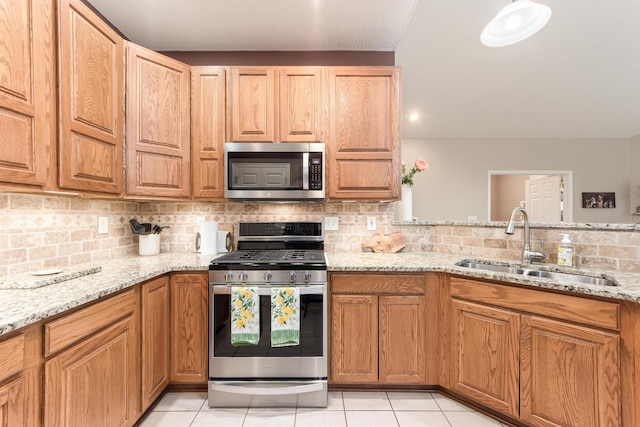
[137, 391, 512, 427]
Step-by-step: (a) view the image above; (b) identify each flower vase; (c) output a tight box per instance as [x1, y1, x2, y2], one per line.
[397, 185, 413, 221]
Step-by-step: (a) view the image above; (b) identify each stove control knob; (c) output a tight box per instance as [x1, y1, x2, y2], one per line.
[224, 272, 234, 283]
[264, 271, 273, 282]
[289, 271, 297, 283]
[303, 271, 312, 283]
[239, 272, 249, 283]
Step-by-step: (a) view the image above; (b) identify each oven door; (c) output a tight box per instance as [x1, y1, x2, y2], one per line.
[209, 284, 327, 379]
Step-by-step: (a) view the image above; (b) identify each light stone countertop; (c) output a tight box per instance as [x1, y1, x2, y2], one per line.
[1, 251, 640, 337]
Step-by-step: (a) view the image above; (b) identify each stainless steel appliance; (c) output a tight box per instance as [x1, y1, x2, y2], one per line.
[224, 142, 325, 201]
[208, 222, 327, 407]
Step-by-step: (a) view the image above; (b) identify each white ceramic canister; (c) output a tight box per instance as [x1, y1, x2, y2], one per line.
[139, 234, 160, 256]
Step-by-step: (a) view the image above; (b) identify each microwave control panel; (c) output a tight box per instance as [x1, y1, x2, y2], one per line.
[309, 153, 323, 190]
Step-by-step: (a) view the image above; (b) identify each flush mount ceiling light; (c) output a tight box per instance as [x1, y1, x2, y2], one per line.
[481, 0, 552, 47]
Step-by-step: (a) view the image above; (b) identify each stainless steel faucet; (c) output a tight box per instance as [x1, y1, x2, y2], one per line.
[505, 204, 546, 265]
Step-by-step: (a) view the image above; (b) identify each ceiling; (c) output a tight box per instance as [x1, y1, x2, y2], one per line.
[88, 0, 640, 140]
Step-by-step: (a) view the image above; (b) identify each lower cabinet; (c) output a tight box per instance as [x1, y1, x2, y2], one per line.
[520, 315, 620, 427]
[450, 299, 520, 418]
[330, 273, 426, 385]
[170, 273, 209, 384]
[0, 327, 41, 427]
[141, 276, 170, 410]
[43, 289, 139, 427]
[450, 277, 622, 427]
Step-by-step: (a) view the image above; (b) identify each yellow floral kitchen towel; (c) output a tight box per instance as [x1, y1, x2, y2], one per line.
[231, 287, 259, 346]
[271, 287, 300, 347]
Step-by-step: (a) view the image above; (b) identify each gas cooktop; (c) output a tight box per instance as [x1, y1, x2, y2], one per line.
[209, 249, 326, 270]
[218, 249, 325, 263]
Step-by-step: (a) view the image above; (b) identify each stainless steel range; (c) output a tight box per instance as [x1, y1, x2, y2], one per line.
[208, 222, 327, 407]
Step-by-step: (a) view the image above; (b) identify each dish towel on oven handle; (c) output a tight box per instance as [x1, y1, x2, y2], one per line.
[271, 287, 300, 347]
[230, 286, 260, 346]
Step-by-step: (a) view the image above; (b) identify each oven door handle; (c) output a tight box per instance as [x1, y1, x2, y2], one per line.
[212, 285, 324, 296]
[210, 381, 324, 396]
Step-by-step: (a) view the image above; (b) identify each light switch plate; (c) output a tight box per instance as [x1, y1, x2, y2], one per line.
[195, 215, 206, 225]
[324, 217, 339, 231]
[367, 216, 376, 231]
[98, 217, 108, 234]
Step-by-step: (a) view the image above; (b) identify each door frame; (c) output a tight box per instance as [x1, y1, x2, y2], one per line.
[487, 170, 573, 223]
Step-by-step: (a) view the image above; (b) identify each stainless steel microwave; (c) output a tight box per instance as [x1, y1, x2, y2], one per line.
[224, 142, 325, 201]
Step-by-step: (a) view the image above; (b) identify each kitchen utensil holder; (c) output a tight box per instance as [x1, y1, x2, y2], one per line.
[139, 234, 160, 256]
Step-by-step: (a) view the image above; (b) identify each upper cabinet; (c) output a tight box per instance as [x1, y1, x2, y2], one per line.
[228, 66, 323, 143]
[57, 0, 124, 195]
[191, 67, 226, 199]
[125, 42, 191, 198]
[325, 67, 401, 200]
[0, 0, 55, 191]
[279, 67, 323, 142]
[229, 67, 275, 142]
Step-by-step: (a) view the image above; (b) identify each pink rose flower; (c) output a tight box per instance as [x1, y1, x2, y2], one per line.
[401, 157, 428, 187]
[414, 159, 428, 171]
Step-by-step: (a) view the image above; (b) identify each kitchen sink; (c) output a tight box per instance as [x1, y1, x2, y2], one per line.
[455, 260, 618, 287]
[523, 270, 617, 286]
[455, 261, 527, 275]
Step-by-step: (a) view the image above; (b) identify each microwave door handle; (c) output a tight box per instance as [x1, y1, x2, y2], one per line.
[302, 152, 309, 190]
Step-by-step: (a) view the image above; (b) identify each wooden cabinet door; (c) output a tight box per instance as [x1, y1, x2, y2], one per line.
[379, 295, 426, 385]
[521, 315, 620, 427]
[57, 0, 124, 195]
[451, 299, 520, 418]
[0, 0, 54, 190]
[330, 294, 378, 384]
[0, 376, 27, 427]
[125, 42, 191, 197]
[44, 315, 138, 427]
[229, 67, 275, 142]
[0, 332, 32, 427]
[170, 273, 208, 384]
[191, 67, 226, 199]
[325, 67, 401, 200]
[279, 67, 322, 142]
[141, 276, 170, 410]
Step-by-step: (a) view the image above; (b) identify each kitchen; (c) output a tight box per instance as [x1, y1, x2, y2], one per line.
[1, 0, 640, 426]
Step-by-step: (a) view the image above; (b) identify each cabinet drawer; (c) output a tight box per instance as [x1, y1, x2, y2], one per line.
[44, 289, 136, 356]
[0, 335, 25, 382]
[450, 277, 619, 331]
[330, 273, 426, 295]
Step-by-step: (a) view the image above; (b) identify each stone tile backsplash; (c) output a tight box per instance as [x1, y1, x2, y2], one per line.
[1, 193, 639, 276]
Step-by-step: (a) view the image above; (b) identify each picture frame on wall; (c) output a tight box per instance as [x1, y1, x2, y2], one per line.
[582, 192, 615, 208]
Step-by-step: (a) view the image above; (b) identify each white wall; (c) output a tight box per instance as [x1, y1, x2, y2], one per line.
[402, 137, 632, 223]
[630, 135, 640, 214]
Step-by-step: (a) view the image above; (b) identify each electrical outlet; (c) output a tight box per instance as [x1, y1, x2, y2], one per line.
[324, 217, 339, 231]
[195, 215, 206, 225]
[98, 217, 108, 234]
[467, 215, 478, 221]
[367, 216, 376, 231]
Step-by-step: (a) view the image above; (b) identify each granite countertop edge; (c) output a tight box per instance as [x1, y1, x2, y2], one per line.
[1, 251, 639, 337]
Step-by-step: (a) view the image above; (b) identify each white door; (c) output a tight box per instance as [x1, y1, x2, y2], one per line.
[525, 175, 562, 222]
